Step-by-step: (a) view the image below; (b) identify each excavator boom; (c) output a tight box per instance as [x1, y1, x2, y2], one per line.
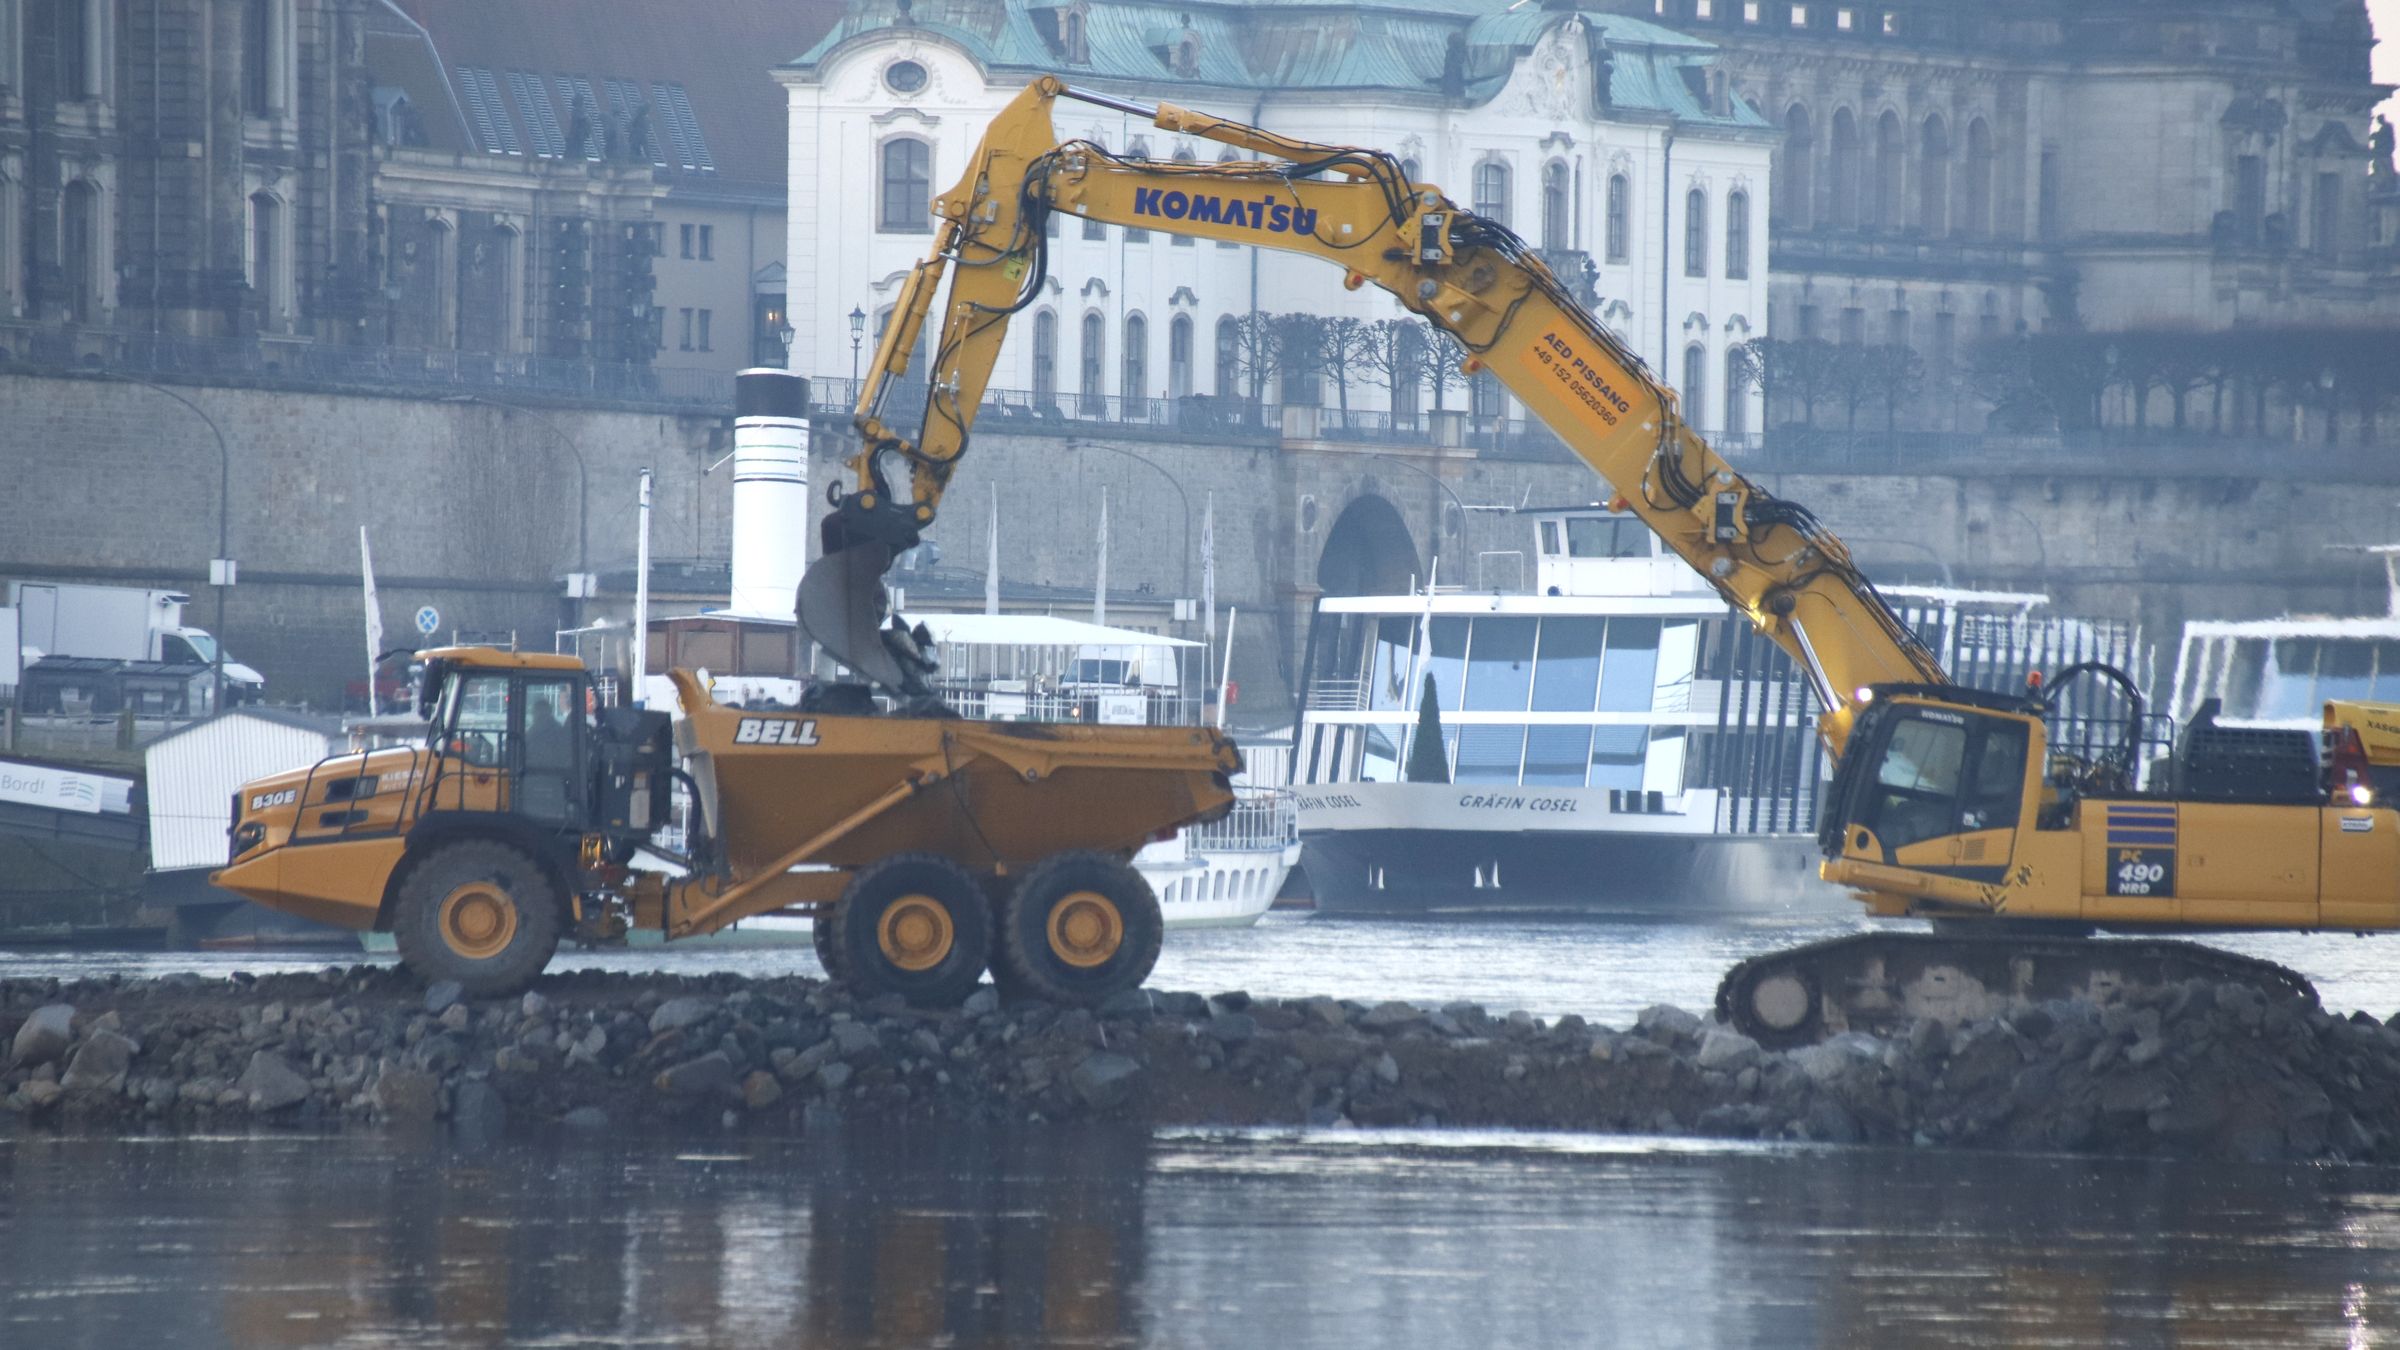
[804, 77, 1946, 747]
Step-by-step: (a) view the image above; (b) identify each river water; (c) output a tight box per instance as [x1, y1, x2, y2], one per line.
[11, 916, 2400, 1347]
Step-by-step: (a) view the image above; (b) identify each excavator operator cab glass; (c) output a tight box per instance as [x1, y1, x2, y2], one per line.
[1845, 704, 2030, 856]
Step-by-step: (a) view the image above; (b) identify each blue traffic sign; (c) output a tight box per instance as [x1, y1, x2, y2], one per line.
[414, 605, 441, 637]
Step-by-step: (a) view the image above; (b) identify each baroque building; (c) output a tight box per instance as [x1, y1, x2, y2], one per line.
[0, 0, 833, 390]
[1615, 0, 2400, 431]
[778, 0, 1777, 439]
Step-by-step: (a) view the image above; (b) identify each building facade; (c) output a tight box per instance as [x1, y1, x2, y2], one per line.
[1617, 0, 2400, 432]
[778, 0, 1777, 439]
[1, 0, 832, 392]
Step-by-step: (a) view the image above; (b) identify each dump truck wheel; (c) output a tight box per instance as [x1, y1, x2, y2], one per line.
[811, 905, 847, 984]
[997, 852, 1163, 1006]
[391, 840, 563, 996]
[831, 854, 991, 1008]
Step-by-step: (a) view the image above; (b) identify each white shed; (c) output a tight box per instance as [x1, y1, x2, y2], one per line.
[143, 708, 340, 873]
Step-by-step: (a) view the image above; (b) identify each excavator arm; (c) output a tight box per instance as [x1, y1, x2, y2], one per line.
[806, 77, 1946, 750]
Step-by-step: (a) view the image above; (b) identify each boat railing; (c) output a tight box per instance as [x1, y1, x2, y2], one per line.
[936, 682, 1203, 726]
[1306, 679, 1369, 712]
[1189, 787, 1299, 854]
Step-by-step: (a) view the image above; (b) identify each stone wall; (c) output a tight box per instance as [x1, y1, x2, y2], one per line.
[0, 372, 734, 706]
[7, 370, 2397, 719]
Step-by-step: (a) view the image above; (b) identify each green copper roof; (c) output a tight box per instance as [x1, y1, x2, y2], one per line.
[788, 0, 1766, 129]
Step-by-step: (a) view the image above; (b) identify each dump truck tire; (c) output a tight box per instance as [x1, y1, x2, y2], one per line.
[811, 906, 847, 984]
[391, 840, 563, 996]
[997, 851, 1163, 1006]
[830, 853, 992, 1008]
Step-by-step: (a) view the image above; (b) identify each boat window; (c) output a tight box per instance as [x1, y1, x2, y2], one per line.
[1564, 516, 1648, 558]
[1531, 617, 1604, 712]
[2376, 643, 2400, 699]
[1463, 617, 1537, 711]
[1454, 724, 1526, 783]
[2319, 640, 2375, 706]
[1424, 618, 1469, 713]
[1367, 617, 1416, 710]
[2220, 638, 2267, 717]
[1402, 723, 1458, 779]
[1589, 725, 1647, 790]
[2260, 640, 2321, 720]
[1598, 618, 1662, 712]
[1539, 520, 1561, 556]
[1358, 725, 1402, 782]
[1524, 725, 1594, 786]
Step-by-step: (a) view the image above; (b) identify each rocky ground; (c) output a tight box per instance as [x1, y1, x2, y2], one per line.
[4, 968, 2399, 1162]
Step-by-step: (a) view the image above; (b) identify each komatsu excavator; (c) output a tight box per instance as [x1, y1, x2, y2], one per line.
[803, 76, 2397, 1044]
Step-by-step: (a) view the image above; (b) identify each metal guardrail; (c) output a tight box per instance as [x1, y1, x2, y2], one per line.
[0, 321, 735, 411]
[1188, 786, 1297, 854]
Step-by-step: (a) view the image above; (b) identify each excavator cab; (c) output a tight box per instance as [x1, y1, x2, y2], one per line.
[1819, 687, 2043, 891]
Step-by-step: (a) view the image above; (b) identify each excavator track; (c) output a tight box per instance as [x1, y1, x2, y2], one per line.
[1714, 931, 2320, 1049]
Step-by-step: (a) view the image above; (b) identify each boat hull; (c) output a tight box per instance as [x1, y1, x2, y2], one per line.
[1300, 827, 1847, 920]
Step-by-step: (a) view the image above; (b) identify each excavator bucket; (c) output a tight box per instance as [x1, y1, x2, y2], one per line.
[796, 538, 917, 693]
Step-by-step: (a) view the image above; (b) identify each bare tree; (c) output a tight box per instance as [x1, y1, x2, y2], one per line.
[1357, 318, 1427, 425]
[1319, 316, 1378, 422]
[1859, 344, 1927, 433]
[1737, 337, 1842, 428]
[1424, 327, 1472, 413]
[1221, 312, 1281, 421]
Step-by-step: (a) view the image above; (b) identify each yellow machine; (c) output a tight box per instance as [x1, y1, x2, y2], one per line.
[793, 76, 2398, 1042]
[214, 648, 1235, 1002]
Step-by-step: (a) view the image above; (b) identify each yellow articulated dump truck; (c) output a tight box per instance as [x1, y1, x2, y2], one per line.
[213, 648, 1236, 1004]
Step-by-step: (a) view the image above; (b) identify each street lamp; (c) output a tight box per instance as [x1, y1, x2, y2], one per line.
[777, 321, 796, 369]
[125, 379, 234, 713]
[1073, 440, 1191, 607]
[848, 305, 867, 392]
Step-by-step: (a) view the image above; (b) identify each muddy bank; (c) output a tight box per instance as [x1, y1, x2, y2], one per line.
[4, 968, 2397, 1162]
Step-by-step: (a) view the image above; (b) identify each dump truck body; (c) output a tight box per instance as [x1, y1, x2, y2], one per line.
[214, 648, 1235, 1003]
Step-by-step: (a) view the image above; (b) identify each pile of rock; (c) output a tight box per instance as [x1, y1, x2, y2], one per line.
[3, 966, 2395, 1161]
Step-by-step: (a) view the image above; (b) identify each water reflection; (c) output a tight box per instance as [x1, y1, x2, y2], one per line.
[6, 1124, 2400, 1348]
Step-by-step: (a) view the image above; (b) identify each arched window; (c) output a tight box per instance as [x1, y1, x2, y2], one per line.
[1214, 315, 1239, 397]
[1963, 118, 1994, 239]
[1473, 159, 1510, 226]
[1214, 147, 1239, 248]
[1171, 144, 1197, 246]
[1471, 369, 1503, 421]
[491, 225, 521, 349]
[247, 191, 282, 322]
[423, 218, 454, 348]
[1085, 135, 1110, 241]
[879, 138, 931, 233]
[1874, 111, 1904, 231]
[1682, 342, 1707, 430]
[1725, 190, 1750, 279]
[1123, 312, 1148, 405]
[1032, 309, 1058, 405]
[1778, 105, 1813, 229]
[1828, 109, 1859, 229]
[57, 0, 101, 101]
[1399, 156, 1421, 184]
[0, 170, 19, 311]
[1605, 173, 1630, 263]
[1683, 188, 1709, 277]
[1919, 116, 1950, 236]
[1079, 310, 1105, 415]
[1394, 323, 1424, 423]
[1124, 137, 1151, 242]
[61, 179, 101, 322]
[1723, 344, 1749, 437]
[1168, 314, 1193, 399]
[1541, 160, 1570, 249]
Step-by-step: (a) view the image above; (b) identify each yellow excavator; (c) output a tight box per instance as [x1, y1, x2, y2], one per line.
[797, 76, 2398, 1042]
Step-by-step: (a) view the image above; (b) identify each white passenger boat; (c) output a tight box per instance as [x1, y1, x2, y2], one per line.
[1289, 503, 2140, 920]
